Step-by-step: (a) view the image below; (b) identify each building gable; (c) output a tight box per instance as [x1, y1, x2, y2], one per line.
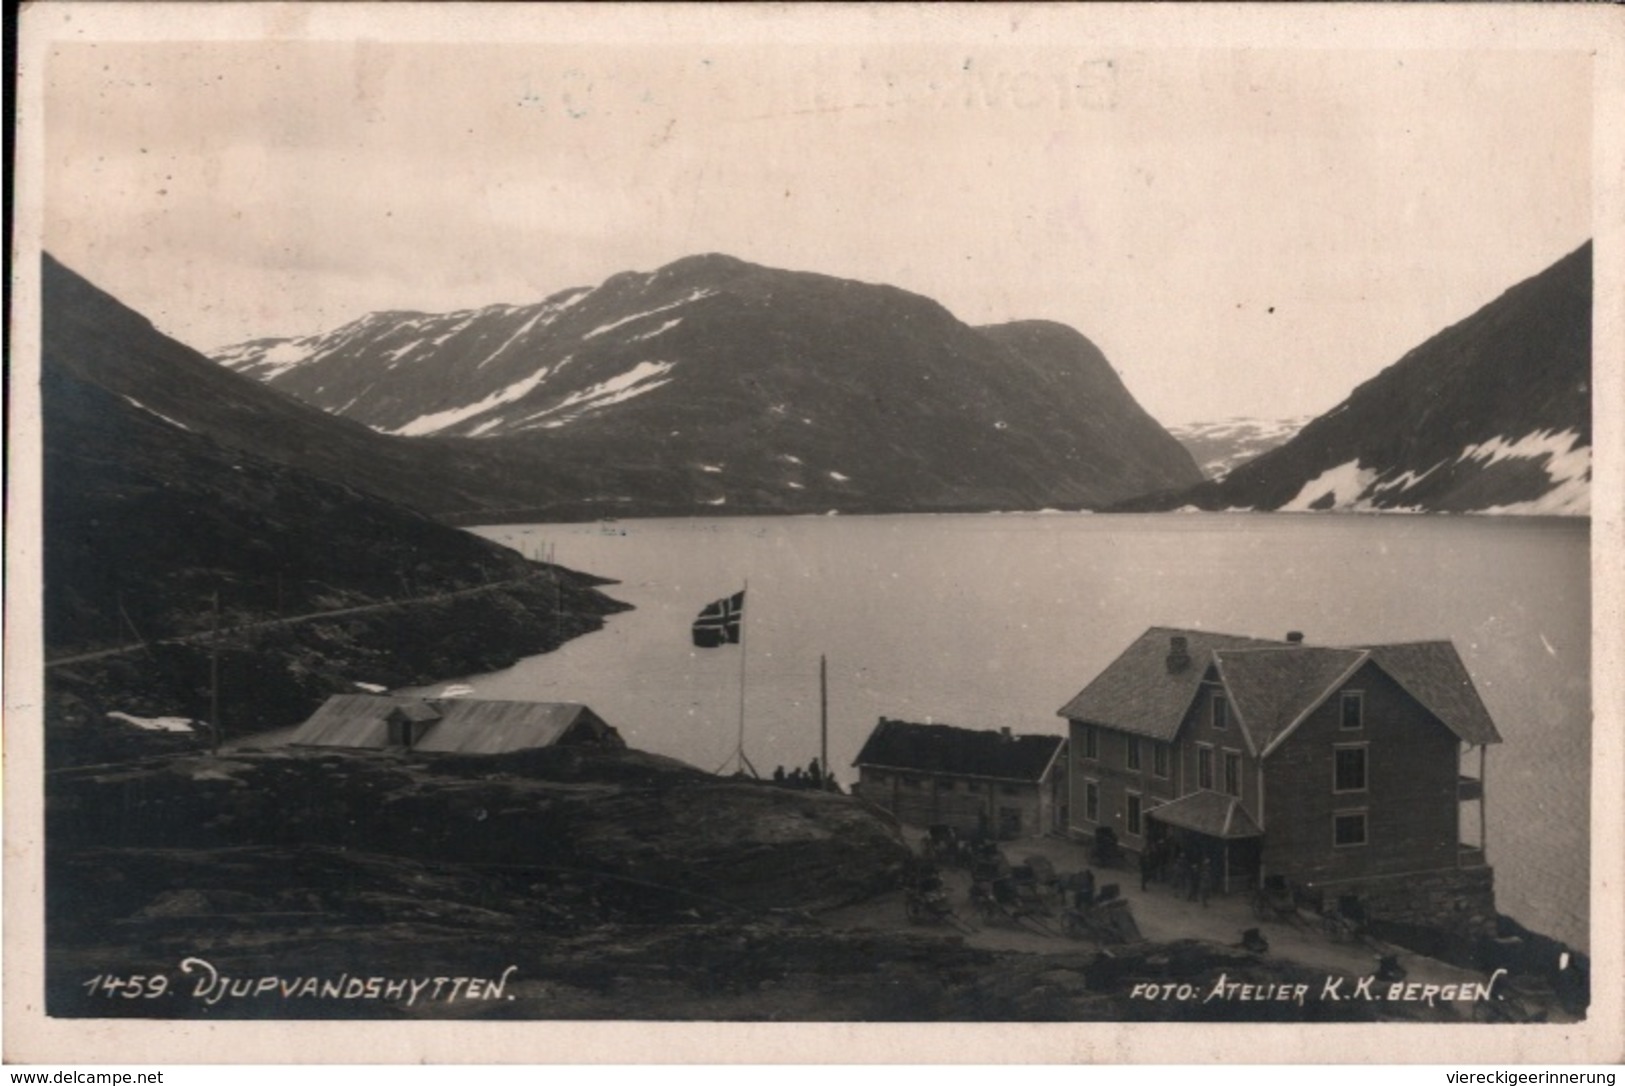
[1056, 627, 1283, 741]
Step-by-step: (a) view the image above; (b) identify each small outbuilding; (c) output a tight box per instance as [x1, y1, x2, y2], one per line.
[288, 694, 623, 754]
[851, 717, 1068, 839]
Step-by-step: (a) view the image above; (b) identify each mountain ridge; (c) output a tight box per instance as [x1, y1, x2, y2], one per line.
[213, 254, 1205, 516]
[1117, 242, 1591, 515]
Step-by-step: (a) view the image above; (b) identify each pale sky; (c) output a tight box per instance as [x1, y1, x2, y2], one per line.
[39, 22, 1592, 426]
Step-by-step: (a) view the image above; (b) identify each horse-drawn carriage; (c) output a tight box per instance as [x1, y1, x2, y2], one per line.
[904, 867, 978, 933]
[922, 824, 969, 867]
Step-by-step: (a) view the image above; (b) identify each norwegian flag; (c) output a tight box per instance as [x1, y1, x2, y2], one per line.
[692, 589, 745, 648]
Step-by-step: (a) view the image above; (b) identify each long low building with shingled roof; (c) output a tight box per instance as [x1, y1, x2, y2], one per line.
[850, 718, 1068, 839]
[1058, 626, 1503, 939]
[288, 694, 623, 754]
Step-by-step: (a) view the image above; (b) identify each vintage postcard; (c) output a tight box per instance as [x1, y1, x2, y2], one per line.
[5, 2, 1622, 1066]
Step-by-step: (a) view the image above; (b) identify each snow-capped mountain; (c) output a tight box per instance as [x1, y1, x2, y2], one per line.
[1119, 242, 1592, 515]
[214, 254, 1204, 516]
[1167, 416, 1314, 480]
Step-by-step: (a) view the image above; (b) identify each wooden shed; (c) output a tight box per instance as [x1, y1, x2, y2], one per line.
[851, 717, 1067, 839]
[288, 694, 622, 754]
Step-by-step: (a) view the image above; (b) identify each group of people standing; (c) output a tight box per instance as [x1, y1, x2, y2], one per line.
[769, 758, 838, 791]
[1139, 836, 1216, 905]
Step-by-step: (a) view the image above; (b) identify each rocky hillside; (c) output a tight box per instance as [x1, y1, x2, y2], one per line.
[1121, 242, 1592, 514]
[216, 254, 1203, 517]
[1167, 416, 1313, 480]
[42, 254, 552, 521]
[41, 256, 629, 752]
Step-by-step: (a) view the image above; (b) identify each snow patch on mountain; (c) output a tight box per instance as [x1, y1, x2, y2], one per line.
[215, 338, 319, 380]
[475, 313, 548, 370]
[120, 395, 193, 432]
[1280, 460, 1378, 512]
[582, 289, 714, 340]
[1168, 415, 1313, 479]
[1464, 429, 1591, 515]
[1371, 461, 1446, 496]
[387, 365, 556, 437]
[107, 711, 195, 733]
[517, 360, 677, 430]
[1277, 429, 1589, 514]
[629, 318, 683, 343]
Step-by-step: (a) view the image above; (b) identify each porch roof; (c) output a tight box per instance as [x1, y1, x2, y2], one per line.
[1147, 791, 1262, 839]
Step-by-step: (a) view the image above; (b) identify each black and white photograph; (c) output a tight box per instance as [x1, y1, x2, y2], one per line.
[6, 2, 1622, 1066]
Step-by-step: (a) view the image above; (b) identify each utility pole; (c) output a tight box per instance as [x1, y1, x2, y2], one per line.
[209, 589, 221, 755]
[820, 654, 829, 791]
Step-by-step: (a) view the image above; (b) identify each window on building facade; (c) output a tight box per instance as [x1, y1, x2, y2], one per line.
[1084, 779, 1099, 822]
[1212, 692, 1228, 730]
[967, 781, 983, 793]
[1223, 750, 1241, 797]
[938, 780, 955, 792]
[1198, 744, 1214, 790]
[1341, 691, 1364, 730]
[1153, 741, 1170, 778]
[904, 776, 922, 790]
[1334, 744, 1368, 793]
[1081, 724, 1099, 760]
[1126, 736, 1141, 771]
[1333, 810, 1368, 847]
[1000, 784, 1019, 796]
[1126, 792, 1142, 836]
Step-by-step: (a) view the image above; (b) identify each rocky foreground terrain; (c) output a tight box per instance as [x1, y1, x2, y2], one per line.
[45, 745, 1569, 1022]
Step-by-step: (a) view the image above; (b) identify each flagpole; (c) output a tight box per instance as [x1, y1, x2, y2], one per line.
[736, 578, 752, 777]
[820, 653, 829, 791]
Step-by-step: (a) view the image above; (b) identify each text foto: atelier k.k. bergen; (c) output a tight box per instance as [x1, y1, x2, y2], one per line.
[1131, 969, 1509, 1007]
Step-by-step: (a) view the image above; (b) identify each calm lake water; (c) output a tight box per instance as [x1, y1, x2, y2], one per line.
[407, 513, 1591, 950]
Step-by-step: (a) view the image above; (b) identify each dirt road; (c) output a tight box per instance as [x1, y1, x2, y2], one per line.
[819, 826, 1494, 1001]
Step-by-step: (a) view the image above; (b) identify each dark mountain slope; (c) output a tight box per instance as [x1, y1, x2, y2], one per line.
[1119, 242, 1591, 514]
[217, 254, 1203, 516]
[41, 254, 545, 520]
[40, 256, 628, 753]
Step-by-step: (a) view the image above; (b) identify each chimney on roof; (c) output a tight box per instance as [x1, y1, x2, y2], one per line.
[1167, 635, 1191, 673]
[1286, 631, 1305, 645]
[1000, 726, 1013, 742]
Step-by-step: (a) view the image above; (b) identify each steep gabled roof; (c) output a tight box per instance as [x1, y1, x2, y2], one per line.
[1364, 641, 1502, 746]
[1055, 626, 1283, 741]
[1214, 646, 1367, 755]
[1058, 627, 1503, 754]
[852, 718, 1065, 782]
